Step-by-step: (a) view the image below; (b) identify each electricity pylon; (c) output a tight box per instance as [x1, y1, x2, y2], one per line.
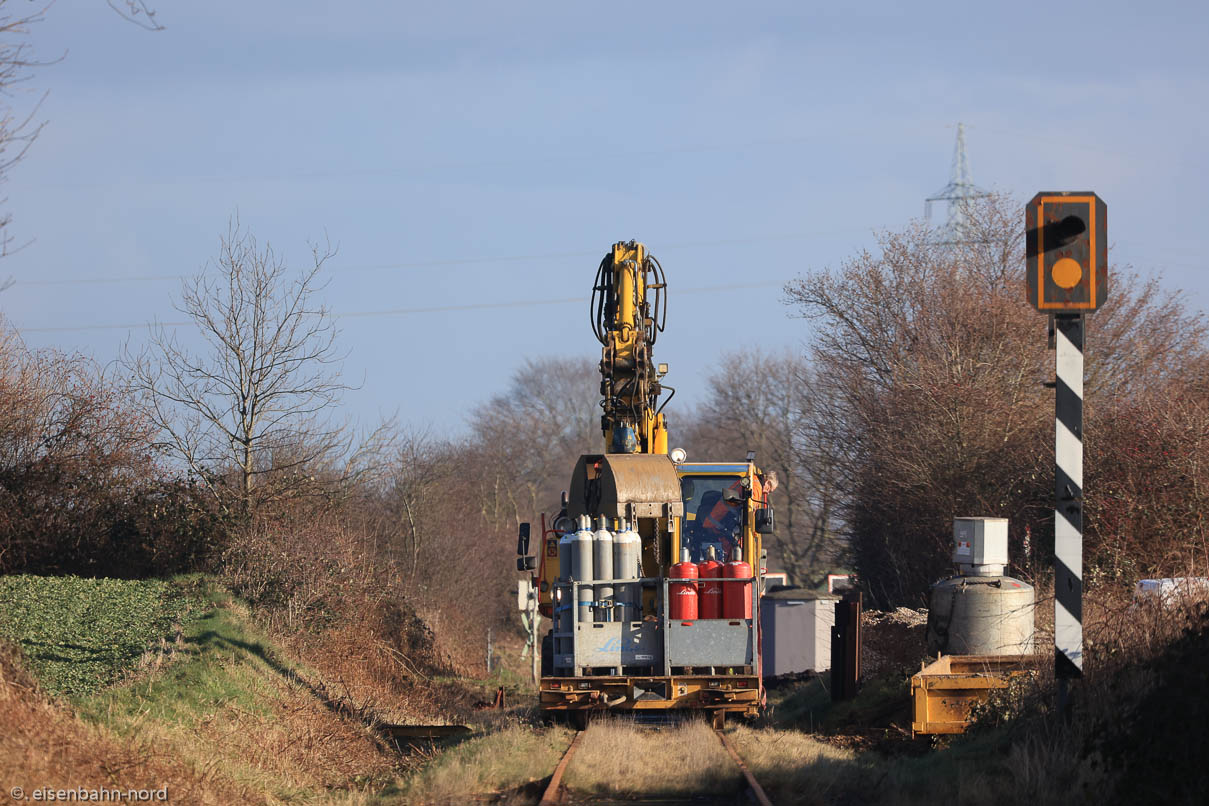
[925, 122, 991, 244]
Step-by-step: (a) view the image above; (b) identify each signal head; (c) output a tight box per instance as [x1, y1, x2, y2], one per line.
[1025, 192, 1107, 313]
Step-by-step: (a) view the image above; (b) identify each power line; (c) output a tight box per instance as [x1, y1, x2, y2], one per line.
[9, 231, 828, 288]
[15, 281, 782, 334]
[26, 130, 854, 194]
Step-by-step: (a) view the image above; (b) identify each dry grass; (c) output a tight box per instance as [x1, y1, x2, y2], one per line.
[562, 717, 739, 797]
[726, 725, 860, 806]
[729, 722, 1113, 806]
[108, 677, 397, 799]
[76, 588, 401, 802]
[285, 616, 449, 727]
[0, 642, 258, 806]
[870, 730, 1112, 806]
[398, 723, 573, 805]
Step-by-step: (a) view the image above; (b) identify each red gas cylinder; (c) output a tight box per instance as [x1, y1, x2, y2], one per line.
[669, 548, 699, 621]
[722, 547, 752, 619]
[699, 547, 723, 619]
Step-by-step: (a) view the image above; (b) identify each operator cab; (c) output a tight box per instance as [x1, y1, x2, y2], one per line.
[675, 462, 774, 567]
[680, 473, 745, 562]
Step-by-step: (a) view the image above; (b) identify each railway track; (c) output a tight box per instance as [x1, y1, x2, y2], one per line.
[538, 727, 774, 806]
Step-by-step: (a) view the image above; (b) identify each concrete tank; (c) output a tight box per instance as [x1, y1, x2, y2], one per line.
[612, 520, 641, 622]
[926, 575, 1035, 656]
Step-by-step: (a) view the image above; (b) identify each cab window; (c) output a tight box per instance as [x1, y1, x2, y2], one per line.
[680, 475, 744, 563]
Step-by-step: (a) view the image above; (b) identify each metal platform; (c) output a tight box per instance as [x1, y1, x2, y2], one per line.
[540, 674, 761, 717]
[551, 576, 759, 678]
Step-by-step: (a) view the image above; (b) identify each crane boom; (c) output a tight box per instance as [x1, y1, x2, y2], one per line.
[590, 240, 670, 455]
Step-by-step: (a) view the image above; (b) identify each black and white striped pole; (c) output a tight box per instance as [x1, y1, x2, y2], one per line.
[1053, 313, 1084, 685]
[1026, 192, 1107, 712]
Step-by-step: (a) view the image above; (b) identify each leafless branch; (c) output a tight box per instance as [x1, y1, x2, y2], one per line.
[0, 2, 60, 258]
[106, 0, 164, 31]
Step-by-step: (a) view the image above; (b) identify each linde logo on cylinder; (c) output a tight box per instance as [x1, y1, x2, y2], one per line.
[670, 548, 699, 621]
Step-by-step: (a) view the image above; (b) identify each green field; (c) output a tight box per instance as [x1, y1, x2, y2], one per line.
[0, 574, 194, 699]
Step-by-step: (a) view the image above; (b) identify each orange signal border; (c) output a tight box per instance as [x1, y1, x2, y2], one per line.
[1036, 195, 1097, 311]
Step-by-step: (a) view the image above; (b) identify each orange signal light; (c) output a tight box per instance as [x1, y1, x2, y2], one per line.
[1051, 258, 1083, 289]
[1025, 192, 1107, 313]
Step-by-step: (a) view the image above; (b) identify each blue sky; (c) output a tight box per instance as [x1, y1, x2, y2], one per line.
[3, 1, 1207, 436]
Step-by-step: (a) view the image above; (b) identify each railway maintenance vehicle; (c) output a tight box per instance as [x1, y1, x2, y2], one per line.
[515, 240, 776, 727]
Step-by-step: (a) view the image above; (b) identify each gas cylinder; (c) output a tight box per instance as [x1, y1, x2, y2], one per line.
[593, 516, 613, 622]
[571, 515, 595, 623]
[699, 546, 723, 619]
[670, 547, 699, 620]
[612, 520, 641, 622]
[722, 546, 752, 619]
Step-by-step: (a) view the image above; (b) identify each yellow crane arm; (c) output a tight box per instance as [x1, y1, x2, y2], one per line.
[590, 240, 671, 454]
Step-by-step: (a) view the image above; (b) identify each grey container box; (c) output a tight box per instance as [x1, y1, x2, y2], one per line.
[666, 619, 753, 667]
[760, 590, 837, 675]
[953, 517, 1008, 576]
[560, 621, 662, 670]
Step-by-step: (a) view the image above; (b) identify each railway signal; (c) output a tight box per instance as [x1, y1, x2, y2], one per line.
[1026, 192, 1107, 312]
[1026, 192, 1107, 703]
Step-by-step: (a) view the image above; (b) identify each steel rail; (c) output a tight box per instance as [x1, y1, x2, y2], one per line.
[538, 730, 583, 806]
[538, 726, 774, 805]
[715, 728, 774, 806]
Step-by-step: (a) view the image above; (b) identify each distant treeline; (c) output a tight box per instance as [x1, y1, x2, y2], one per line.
[2, 196, 1205, 648]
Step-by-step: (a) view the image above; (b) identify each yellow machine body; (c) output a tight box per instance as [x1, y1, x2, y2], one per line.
[526, 241, 774, 722]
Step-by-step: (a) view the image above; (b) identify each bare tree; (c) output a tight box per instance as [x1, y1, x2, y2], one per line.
[783, 198, 1054, 602]
[126, 219, 351, 517]
[0, 315, 159, 573]
[0, 2, 52, 263]
[379, 428, 457, 580]
[468, 356, 600, 526]
[683, 350, 845, 586]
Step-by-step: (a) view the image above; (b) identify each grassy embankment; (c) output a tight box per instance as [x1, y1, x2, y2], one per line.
[0, 574, 403, 804]
[0, 574, 580, 805]
[0, 574, 192, 700]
